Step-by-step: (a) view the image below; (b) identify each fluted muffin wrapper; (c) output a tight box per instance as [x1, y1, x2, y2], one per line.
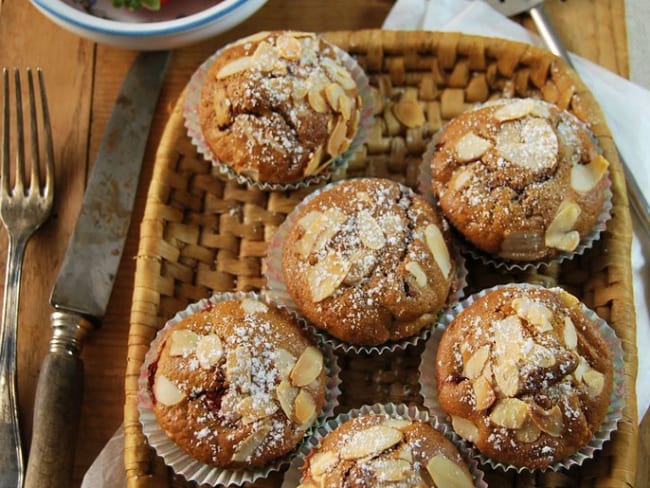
[261, 178, 468, 355]
[419, 111, 613, 272]
[137, 291, 341, 487]
[280, 402, 487, 488]
[183, 35, 374, 191]
[418, 282, 626, 473]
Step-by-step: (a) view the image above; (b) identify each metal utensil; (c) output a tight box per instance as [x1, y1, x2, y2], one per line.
[0, 67, 54, 488]
[484, 0, 650, 238]
[24, 50, 170, 488]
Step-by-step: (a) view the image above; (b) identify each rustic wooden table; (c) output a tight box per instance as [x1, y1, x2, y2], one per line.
[0, 0, 645, 486]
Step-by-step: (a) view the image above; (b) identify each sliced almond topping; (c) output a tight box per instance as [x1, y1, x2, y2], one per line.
[583, 368, 606, 397]
[293, 81, 309, 101]
[324, 83, 345, 113]
[473, 375, 496, 410]
[489, 398, 529, 429]
[294, 389, 318, 428]
[494, 99, 535, 121]
[212, 85, 231, 127]
[463, 345, 490, 380]
[357, 210, 386, 250]
[296, 209, 346, 257]
[494, 361, 519, 397]
[426, 454, 473, 488]
[571, 154, 609, 192]
[338, 94, 354, 121]
[240, 298, 268, 315]
[424, 224, 452, 278]
[196, 334, 223, 369]
[313, 208, 348, 253]
[451, 416, 479, 443]
[405, 261, 428, 287]
[252, 40, 280, 72]
[303, 145, 325, 176]
[290, 346, 324, 387]
[393, 99, 425, 128]
[309, 450, 339, 477]
[276, 34, 302, 60]
[515, 417, 542, 443]
[169, 329, 199, 357]
[344, 250, 376, 285]
[326, 117, 349, 156]
[396, 444, 413, 463]
[529, 343, 557, 368]
[231, 421, 272, 462]
[237, 395, 278, 424]
[321, 57, 357, 90]
[493, 315, 525, 363]
[574, 356, 590, 381]
[382, 418, 413, 430]
[563, 316, 578, 349]
[496, 118, 558, 171]
[308, 87, 328, 113]
[308, 253, 351, 302]
[545, 200, 582, 252]
[216, 55, 253, 79]
[451, 167, 474, 191]
[340, 425, 403, 460]
[274, 348, 297, 379]
[226, 347, 251, 390]
[275, 379, 298, 419]
[372, 458, 412, 482]
[454, 132, 492, 162]
[153, 375, 184, 406]
[511, 297, 554, 333]
[529, 404, 564, 437]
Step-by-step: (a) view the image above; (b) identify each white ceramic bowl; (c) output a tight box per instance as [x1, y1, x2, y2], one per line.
[30, 0, 268, 50]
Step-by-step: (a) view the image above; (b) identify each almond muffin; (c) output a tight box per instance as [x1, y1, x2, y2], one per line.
[148, 296, 328, 469]
[435, 285, 614, 469]
[281, 178, 456, 346]
[299, 413, 474, 488]
[197, 30, 362, 185]
[430, 98, 609, 262]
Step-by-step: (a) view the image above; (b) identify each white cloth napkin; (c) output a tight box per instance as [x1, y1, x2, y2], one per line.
[384, 0, 650, 423]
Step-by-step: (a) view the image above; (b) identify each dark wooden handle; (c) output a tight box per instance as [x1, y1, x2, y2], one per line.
[25, 351, 83, 488]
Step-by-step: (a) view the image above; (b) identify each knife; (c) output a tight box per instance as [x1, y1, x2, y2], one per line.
[24, 50, 171, 488]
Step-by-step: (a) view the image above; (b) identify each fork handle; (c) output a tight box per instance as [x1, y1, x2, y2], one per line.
[24, 311, 93, 488]
[0, 235, 27, 488]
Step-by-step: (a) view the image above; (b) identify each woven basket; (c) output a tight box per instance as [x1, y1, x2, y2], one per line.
[123, 30, 638, 487]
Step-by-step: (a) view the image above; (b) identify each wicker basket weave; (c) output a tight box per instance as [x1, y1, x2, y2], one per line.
[123, 30, 638, 487]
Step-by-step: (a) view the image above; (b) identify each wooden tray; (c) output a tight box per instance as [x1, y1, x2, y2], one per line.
[123, 30, 638, 487]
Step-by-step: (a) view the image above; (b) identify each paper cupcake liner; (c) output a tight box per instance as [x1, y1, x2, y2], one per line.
[280, 402, 487, 488]
[419, 103, 613, 272]
[182, 34, 374, 191]
[137, 291, 341, 487]
[418, 282, 626, 473]
[261, 178, 468, 356]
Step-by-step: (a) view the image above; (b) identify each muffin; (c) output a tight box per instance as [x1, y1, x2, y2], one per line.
[430, 98, 610, 262]
[147, 296, 328, 469]
[299, 412, 474, 487]
[281, 178, 456, 346]
[197, 30, 363, 185]
[435, 285, 614, 469]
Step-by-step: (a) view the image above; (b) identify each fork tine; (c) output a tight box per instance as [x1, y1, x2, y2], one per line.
[13, 69, 25, 196]
[26, 68, 41, 195]
[1, 68, 8, 196]
[37, 68, 54, 201]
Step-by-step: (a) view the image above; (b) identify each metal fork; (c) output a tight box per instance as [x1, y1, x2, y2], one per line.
[0, 68, 54, 488]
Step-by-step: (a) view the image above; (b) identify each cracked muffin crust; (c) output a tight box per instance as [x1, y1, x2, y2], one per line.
[435, 286, 613, 469]
[149, 297, 328, 469]
[298, 412, 474, 488]
[198, 30, 362, 184]
[281, 178, 455, 346]
[430, 98, 609, 262]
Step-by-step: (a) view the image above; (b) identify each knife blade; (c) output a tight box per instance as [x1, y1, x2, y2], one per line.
[24, 50, 171, 488]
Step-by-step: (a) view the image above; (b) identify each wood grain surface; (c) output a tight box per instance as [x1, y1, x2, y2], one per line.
[0, 0, 645, 486]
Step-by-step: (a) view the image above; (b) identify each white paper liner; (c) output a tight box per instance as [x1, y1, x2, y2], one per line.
[280, 402, 487, 488]
[261, 178, 468, 355]
[137, 291, 341, 487]
[418, 100, 613, 272]
[182, 33, 374, 191]
[418, 283, 626, 473]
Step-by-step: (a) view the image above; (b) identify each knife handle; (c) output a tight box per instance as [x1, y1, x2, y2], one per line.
[25, 311, 93, 488]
